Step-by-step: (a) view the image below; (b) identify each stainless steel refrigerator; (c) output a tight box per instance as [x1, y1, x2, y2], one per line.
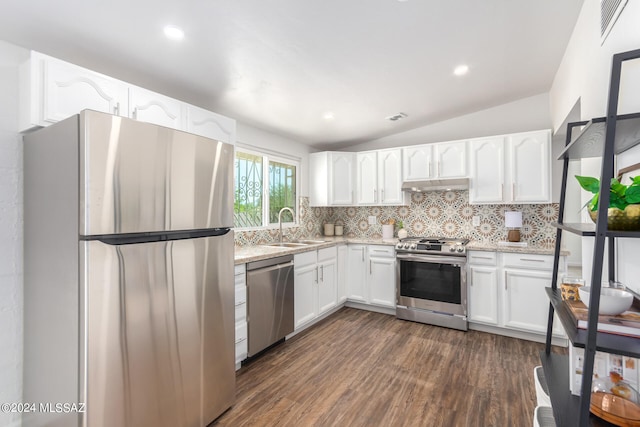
[23, 110, 235, 427]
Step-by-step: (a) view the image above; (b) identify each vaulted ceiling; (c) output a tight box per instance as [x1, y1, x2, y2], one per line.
[0, 0, 584, 147]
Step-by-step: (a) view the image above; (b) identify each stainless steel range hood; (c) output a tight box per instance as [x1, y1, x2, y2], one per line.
[401, 177, 469, 192]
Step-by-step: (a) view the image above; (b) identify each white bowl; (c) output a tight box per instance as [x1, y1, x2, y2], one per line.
[577, 286, 633, 315]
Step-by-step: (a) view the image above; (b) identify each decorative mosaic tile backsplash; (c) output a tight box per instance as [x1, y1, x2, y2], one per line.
[234, 192, 559, 247]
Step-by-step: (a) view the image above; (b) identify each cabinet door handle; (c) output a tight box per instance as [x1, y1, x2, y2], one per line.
[437, 161, 441, 177]
[472, 256, 493, 260]
[320, 265, 324, 282]
[315, 266, 318, 283]
[520, 258, 545, 263]
[370, 260, 372, 274]
[373, 188, 377, 202]
[362, 248, 365, 261]
[382, 188, 385, 202]
[427, 162, 431, 177]
[132, 107, 138, 120]
[504, 271, 507, 290]
[500, 183, 504, 200]
[512, 182, 515, 200]
[114, 102, 120, 116]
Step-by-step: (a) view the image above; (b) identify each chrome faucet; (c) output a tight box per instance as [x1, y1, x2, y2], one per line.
[278, 207, 294, 244]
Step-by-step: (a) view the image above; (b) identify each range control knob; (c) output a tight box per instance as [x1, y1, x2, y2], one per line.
[396, 243, 403, 249]
[403, 243, 410, 249]
[449, 247, 456, 252]
[457, 247, 464, 253]
[409, 243, 417, 250]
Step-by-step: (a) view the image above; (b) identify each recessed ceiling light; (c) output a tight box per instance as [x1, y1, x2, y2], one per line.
[164, 25, 185, 41]
[323, 112, 335, 120]
[453, 64, 469, 76]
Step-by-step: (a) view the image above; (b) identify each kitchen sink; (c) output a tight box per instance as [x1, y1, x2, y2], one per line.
[264, 242, 308, 248]
[263, 239, 326, 248]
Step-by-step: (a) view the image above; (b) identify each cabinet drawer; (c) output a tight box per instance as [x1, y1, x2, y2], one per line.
[235, 337, 247, 364]
[294, 250, 318, 269]
[468, 251, 497, 266]
[235, 284, 246, 305]
[502, 253, 554, 270]
[235, 322, 247, 344]
[318, 246, 337, 262]
[235, 302, 246, 324]
[367, 245, 395, 258]
[234, 264, 246, 276]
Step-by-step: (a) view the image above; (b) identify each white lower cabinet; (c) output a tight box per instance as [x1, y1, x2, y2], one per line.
[337, 244, 348, 304]
[347, 244, 396, 308]
[234, 264, 247, 368]
[294, 247, 338, 330]
[346, 245, 367, 302]
[468, 265, 499, 325]
[367, 246, 396, 308]
[467, 251, 566, 339]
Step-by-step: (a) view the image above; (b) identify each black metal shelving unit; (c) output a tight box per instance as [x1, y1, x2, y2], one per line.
[543, 47, 640, 427]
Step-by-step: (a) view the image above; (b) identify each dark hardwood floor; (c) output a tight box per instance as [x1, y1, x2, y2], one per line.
[214, 307, 566, 427]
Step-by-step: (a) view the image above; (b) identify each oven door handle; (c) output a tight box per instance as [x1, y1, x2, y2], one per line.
[396, 253, 466, 266]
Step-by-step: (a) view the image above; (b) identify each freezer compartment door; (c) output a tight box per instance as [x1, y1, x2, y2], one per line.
[80, 232, 235, 427]
[79, 110, 234, 236]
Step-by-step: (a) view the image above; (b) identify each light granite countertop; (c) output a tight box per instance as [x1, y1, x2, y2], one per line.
[467, 241, 569, 256]
[234, 237, 397, 265]
[235, 237, 568, 264]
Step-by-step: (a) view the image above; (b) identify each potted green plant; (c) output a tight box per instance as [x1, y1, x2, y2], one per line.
[575, 175, 640, 230]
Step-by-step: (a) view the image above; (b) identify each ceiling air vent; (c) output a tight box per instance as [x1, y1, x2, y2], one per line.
[601, 0, 628, 44]
[386, 112, 408, 121]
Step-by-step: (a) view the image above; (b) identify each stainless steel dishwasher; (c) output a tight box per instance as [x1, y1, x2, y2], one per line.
[246, 254, 294, 357]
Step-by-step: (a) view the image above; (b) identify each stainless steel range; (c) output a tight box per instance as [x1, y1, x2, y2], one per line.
[395, 237, 469, 331]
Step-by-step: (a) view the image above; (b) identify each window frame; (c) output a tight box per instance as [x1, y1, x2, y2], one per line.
[233, 145, 300, 231]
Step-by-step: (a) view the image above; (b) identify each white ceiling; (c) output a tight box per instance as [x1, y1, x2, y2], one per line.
[0, 0, 584, 148]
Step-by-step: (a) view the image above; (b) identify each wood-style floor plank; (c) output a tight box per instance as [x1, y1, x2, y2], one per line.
[213, 308, 566, 427]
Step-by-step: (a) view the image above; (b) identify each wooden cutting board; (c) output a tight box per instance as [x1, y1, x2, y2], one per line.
[591, 392, 640, 427]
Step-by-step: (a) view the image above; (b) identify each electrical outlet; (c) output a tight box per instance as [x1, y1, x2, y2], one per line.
[368, 215, 377, 225]
[472, 216, 481, 227]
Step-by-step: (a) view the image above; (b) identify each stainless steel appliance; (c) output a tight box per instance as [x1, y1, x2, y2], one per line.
[246, 255, 295, 357]
[395, 237, 469, 331]
[23, 110, 236, 427]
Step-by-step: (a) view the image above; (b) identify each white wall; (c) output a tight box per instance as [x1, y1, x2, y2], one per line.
[0, 40, 28, 427]
[344, 92, 552, 152]
[548, 0, 640, 289]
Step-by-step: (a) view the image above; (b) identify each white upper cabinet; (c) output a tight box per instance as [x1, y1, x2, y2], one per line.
[508, 131, 551, 203]
[128, 86, 184, 130]
[402, 141, 467, 182]
[469, 137, 505, 203]
[377, 149, 404, 204]
[356, 152, 378, 204]
[435, 141, 467, 179]
[402, 145, 433, 181]
[19, 51, 235, 142]
[469, 130, 550, 204]
[331, 153, 356, 205]
[309, 152, 355, 207]
[356, 149, 405, 205]
[184, 104, 236, 144]
[20, 51, 128, 130]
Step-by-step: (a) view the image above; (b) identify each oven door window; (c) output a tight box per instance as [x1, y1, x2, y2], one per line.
[400, 260, 461, 304]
